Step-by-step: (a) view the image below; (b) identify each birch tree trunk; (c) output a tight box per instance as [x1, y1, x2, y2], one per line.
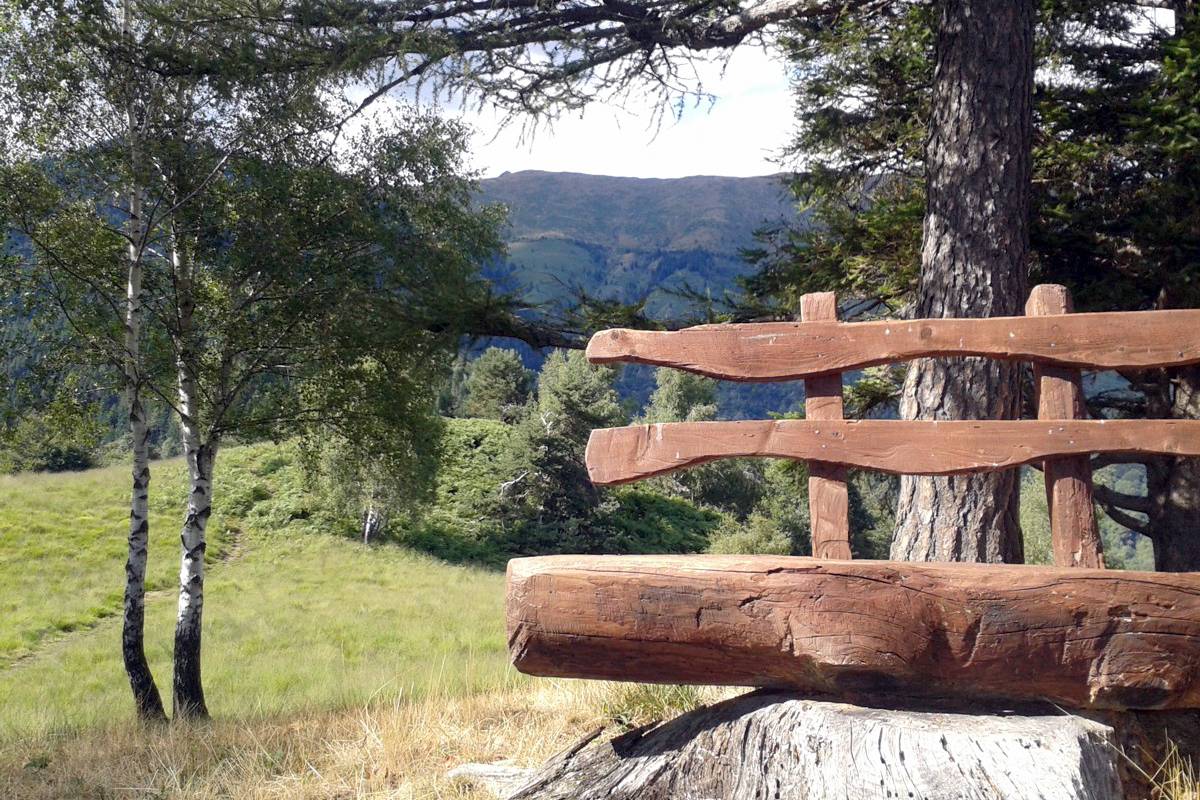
[122, 187, 166, 722]
[171, 234, 212, 720]
[363, 501, 387, 545]
[891, 0, 1032, 563]
[119, 0, 166, 724]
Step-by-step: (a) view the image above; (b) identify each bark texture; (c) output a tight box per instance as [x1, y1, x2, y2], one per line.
[507, 555, 1200, 710]
[121, 187, 166, 723]
[892, 0, 1034, 564]
[171, 237, 211, 720]
[509, 693, 1124, 800]
[119, 23, 166, 719]
[173, 434, 213, 719]
[1148, 365, 1200, 571]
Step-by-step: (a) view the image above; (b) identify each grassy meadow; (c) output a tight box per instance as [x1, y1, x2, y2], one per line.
[0, 429, 1179, 799]
[0, 441, 513, 740]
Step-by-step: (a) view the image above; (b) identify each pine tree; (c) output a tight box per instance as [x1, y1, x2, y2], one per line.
[463, 348, 534, 423]
[746, 2, 1200, 569]
[498, 350, 625, 553]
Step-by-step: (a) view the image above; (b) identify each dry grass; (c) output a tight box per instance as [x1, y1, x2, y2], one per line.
[1147, 738, 1200, 800]
[0, 680, 732, 800]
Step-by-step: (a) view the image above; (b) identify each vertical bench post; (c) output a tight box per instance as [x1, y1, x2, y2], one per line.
[800, 292, 852, 559]
[1025, 284, 1105, 568]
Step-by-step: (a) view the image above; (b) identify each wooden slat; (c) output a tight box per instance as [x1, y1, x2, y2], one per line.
[1027, 285, 1105, 569]
[800, 292, 851, 560]
[507, 554, 1200, 710]
[585, 310, 1200, 380]
[585, 419, 1200, 485]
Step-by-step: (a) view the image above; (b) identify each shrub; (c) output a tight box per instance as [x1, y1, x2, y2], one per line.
[706, 514, 793, 555]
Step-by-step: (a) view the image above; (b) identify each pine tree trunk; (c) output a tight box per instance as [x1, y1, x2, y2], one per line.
[1147, 366, 1200, 571]
[891, 0, 1033, 563]
[1143, 4, 1200, 571]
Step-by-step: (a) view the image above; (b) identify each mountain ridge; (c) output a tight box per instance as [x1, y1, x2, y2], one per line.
[478, 170, 800, 319]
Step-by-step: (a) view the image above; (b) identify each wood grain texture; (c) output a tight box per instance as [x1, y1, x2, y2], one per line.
[585, 418, 1200, 485]
[506, 554, 1200, 710]
[509, 693, 1125, 800]
[800, 293, 851, 560]
[585, 310, 1200, 380]
[1027, 285, 1105, 569]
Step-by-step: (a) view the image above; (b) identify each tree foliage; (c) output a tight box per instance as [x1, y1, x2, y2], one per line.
[496, 349, 625, 551]
[462, 347, 534, 423]
[640, 368, 764, 519]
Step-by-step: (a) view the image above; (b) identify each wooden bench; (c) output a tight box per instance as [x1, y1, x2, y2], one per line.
[506, 285, 1200, 711]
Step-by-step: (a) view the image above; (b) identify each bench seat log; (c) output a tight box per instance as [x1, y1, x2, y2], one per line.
[506, 554, 1200, 711]
[585, 418, 1200, 485]
[585, 310, 1200, 381]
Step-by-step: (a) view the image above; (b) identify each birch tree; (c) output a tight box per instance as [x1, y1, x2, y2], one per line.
[125, 73, 505, 711]
[3, 0, 509, 718]
[1, 0, 173, 721]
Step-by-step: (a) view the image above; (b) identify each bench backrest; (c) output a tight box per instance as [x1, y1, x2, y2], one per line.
[584, 284, 1200, 567]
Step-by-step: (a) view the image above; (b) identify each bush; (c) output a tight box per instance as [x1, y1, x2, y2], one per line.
[706, 514, 793, 555]
[0, 391, 104, 473]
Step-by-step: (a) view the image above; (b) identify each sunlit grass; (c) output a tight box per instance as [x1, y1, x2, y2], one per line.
[0, 442, 511, 739]
[0, 456, 225, 667]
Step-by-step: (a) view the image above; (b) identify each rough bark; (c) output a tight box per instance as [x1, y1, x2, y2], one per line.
[509, 692, 1125, 800]
[892, 0, 1034, 564]
[1148, 365, 1200, 571]
[507, 554, 1200, 710]
[119, 0, 166, 723]
[1026, 284, 1104, 568]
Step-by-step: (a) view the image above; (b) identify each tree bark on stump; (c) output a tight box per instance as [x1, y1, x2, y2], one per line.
[1147, 366, 1200, 571]
[892, 0, 1033, 564]
[509, 692, 1131, 800]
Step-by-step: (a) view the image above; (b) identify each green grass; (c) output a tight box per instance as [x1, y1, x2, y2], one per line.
[0, 442, 511, 739]
[0, 459, 227, 666]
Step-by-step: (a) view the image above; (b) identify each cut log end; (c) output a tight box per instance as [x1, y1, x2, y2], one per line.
[507, 554, 1200, 711]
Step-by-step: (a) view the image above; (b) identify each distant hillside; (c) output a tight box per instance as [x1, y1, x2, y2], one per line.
[479, 171, 799, 319]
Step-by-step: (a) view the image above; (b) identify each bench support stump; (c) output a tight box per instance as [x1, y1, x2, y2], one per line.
[509, 692, 1132, 800]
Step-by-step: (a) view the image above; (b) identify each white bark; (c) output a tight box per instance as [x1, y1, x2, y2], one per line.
[119, 0, 165, 722]
[362, 500, 387, 544]
[170, 229, 212, 718]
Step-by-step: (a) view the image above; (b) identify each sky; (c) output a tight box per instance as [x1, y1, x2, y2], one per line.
[451, 47, 795, 180]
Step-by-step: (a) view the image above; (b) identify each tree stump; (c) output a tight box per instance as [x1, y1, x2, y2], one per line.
[507, 691, 1195, 800]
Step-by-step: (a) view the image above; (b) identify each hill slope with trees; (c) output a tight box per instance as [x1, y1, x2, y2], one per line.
[479, 171, 799, 320]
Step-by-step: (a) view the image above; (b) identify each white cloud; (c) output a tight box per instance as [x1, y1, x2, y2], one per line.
[456, 47, 794, 179]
